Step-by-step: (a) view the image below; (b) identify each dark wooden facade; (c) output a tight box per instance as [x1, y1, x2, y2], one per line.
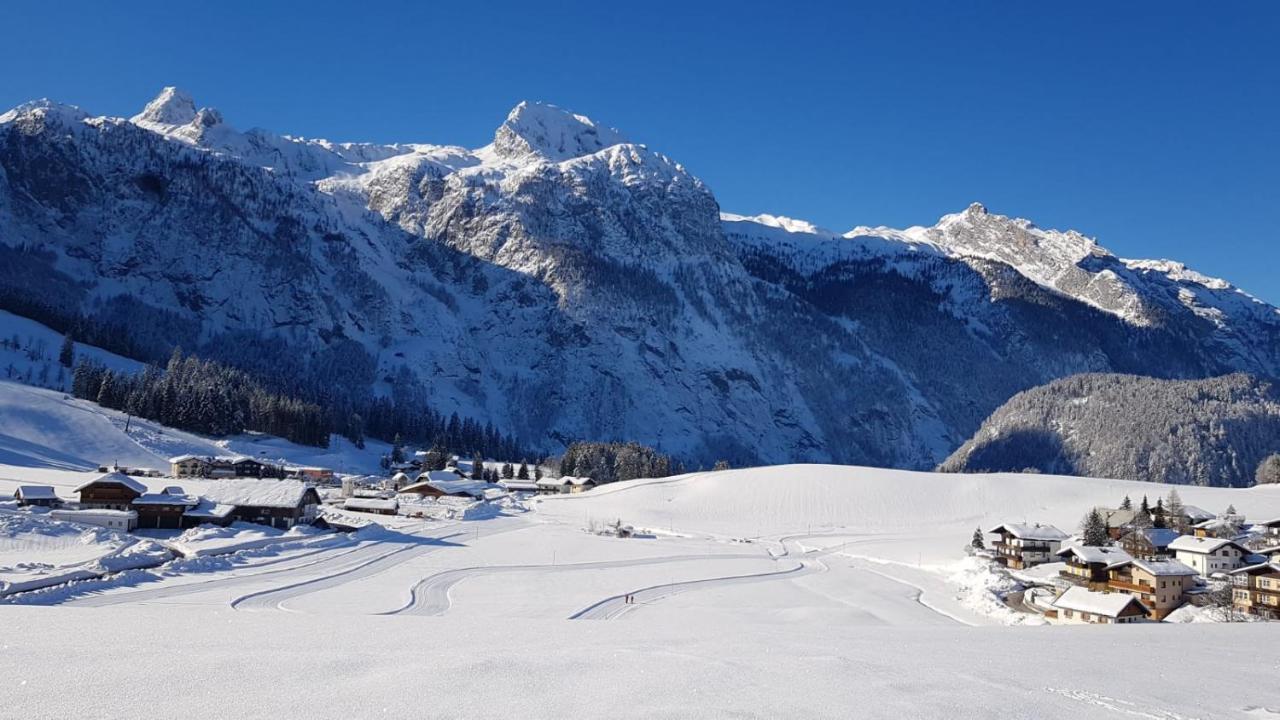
[77, 480, 143, 510]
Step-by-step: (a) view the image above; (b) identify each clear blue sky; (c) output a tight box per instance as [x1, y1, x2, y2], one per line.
[4, 1, 1278, 302]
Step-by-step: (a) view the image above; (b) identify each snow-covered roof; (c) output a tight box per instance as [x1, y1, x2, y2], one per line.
[1051, 587, 1146, 618]
[133, 492, 199, 507]
[183, 499, 235, 519]
[162, 486, 186, 495]
[536, 477, 567, 488]
[418, 470, 464, 482]
[564, 476, 595, 486]
[1131, 558, 1199, 577]
[988, 523, 1069, 541]
[1056, 545, 1131, 565]
[1094, 507, 1138, 528]
[1181, 505, 1216, 522]
[1228, 562, 1280, 576]
[1193, 515, 1245, 531]
[1257, 517, 1280, 529]
[1168, 535, 1248, 555]
[200, 479, 316, 509]
[73, 472, 147, 495]
[168, 454, 205, 463]
[14, 485, 58, 500]
[344, 498, 398, 512]
[50, 509, 137, 520]
[391, 472, 410, 482]
[499, 481, 539, 491]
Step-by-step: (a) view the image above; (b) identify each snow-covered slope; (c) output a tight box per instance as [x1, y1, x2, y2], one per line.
[0, 380, 387, 474]
[535, 464, 1280, 564]
[2, 88, 1278, 470]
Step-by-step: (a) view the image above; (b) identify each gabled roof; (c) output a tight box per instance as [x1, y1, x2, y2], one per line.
[499, 480, 540, 491]
[1180, 505, 1216, 523]
[1168, 535, 1249, 555]
[183, 499, 235, 519]
[564, 476, 595, 486]
[1133, 527, 1181, 548]
[1258, 518, 1280, 529]
[73, 471, 147, 495]
[1107, 557, 1198, 576]
[168, 454, 205, 463]
[536, 477, 567, 488]
[133, 492, 199, 507]
[988, 523, 1069, 541]
[14, 485, 58, 500]
[1052, 587, 1147, 618]
[1056, 545, 1132, 565]
[201, 479, 316, 509]
[1094, 507, 1138, 528]
[1228, 562, 1280, 577]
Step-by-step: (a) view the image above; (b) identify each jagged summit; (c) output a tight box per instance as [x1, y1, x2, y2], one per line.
[132, 87, 198, 126]
[493, 101, 628, 163]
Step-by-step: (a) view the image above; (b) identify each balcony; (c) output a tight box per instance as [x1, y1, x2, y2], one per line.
[1107, 579, 1152, 594]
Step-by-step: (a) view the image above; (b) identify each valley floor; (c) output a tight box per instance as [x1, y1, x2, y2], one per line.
[5, 456, 1280, 717]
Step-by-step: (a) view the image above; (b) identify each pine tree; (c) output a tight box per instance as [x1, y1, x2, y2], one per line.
[1120, 495, 1132, 511]
[390, 434, 405, 464]
[501, 463, 514, 480]
[472, 453, 485, 480]
[1257, 454, 1280, 485]
[534, 465, 543, 481]
[1152, 499, 1167, 529]
[970, 527, 986, 550]
[1080, 508, 1110, 546]
[58, 335, 74, 368]
[517, 462, 529, 480]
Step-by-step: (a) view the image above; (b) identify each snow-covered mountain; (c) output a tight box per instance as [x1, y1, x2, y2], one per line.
[1, 88, 1277, 468]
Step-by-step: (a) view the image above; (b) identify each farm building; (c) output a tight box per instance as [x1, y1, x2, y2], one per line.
[74, 472, 147, 510]
[13, 485, 63, 508]
[48, 508, 138, 532]
[200, 479, 321, 530]
[343, 497, 398, 515]
[132, 489, 200, 530]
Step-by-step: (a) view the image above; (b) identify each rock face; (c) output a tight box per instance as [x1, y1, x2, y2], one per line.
[1, 88, 1278, 467]
[939, 373, 1280, 487]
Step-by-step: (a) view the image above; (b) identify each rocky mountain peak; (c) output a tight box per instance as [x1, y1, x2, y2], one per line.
[493, 101, 628, 163]
[132, 87, 198, 127]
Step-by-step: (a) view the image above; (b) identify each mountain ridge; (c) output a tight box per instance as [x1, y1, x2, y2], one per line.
[1, 88, 1277, 471]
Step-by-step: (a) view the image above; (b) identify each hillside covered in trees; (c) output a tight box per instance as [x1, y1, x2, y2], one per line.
[939, 373, 1280, 487]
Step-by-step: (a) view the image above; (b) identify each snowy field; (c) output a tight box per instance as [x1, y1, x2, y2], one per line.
[4, 385, 1280, 717]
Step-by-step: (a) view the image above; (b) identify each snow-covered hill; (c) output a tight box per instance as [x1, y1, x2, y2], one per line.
[2, 89, 1278, 469]
[0, 380, 387, 474]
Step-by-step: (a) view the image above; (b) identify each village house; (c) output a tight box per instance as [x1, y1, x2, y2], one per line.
[74, 472, 147, 510]
[1192, 513, 1247, 539]
[1179, 505, 1216, 527]
[132, 488, 199, 530]
[987, 523, 1070, 569]
[1056, 545, 1132, 587]
[1230, 562, 1280, 619]
[1105, 557, 1198, 620]
[292, 467, 335, 483]
[231, 457, 267, 478]
[499, 479, 540, 494]
[169, 455, 209, 478]
[13, 485, 63, 508]
[1257, 518, 1280, 544]
[1118, 527, 1181, 560]
[1168, 535, 1251, 576]
[343, 497, 399, 515]
[535, 476, 597, 495]
[48, 508, 138, 532]
[1093, 507, 1139, 540]
[1047, 586, 1148, 625]
[400, 472, 489, 500]
[200, 479, 321, 530]
[386, 472, 412, 492]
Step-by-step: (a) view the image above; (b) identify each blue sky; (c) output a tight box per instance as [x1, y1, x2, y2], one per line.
[4, 1, 1278, 302]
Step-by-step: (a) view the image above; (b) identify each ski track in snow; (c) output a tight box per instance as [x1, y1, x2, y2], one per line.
[387, 552, 767, 617]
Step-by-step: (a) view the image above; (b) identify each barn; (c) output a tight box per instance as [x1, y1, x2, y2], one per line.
[200, 479, 322, 530]
[133, 489, 200, 529]
[13, 485, 63, 508]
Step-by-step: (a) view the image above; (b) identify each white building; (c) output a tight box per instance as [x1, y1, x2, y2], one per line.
[48, 508, 138, 532]
[1168, 535, 1250, 576]
[1050, 586, 1148, 624]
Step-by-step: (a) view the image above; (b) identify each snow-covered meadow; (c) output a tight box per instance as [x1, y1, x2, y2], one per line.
[3, 384, 1280, 717]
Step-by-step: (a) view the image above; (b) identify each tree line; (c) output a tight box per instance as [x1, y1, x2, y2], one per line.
[557, 441, 683, 484]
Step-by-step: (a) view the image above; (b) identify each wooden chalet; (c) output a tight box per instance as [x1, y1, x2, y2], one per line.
[987, 523, 1069, 569]
[74, 472, 147, 510]
[1055, 545, 1132, 587]
[13, 485, 63, 508]
[1118, 527, 1180, 560]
